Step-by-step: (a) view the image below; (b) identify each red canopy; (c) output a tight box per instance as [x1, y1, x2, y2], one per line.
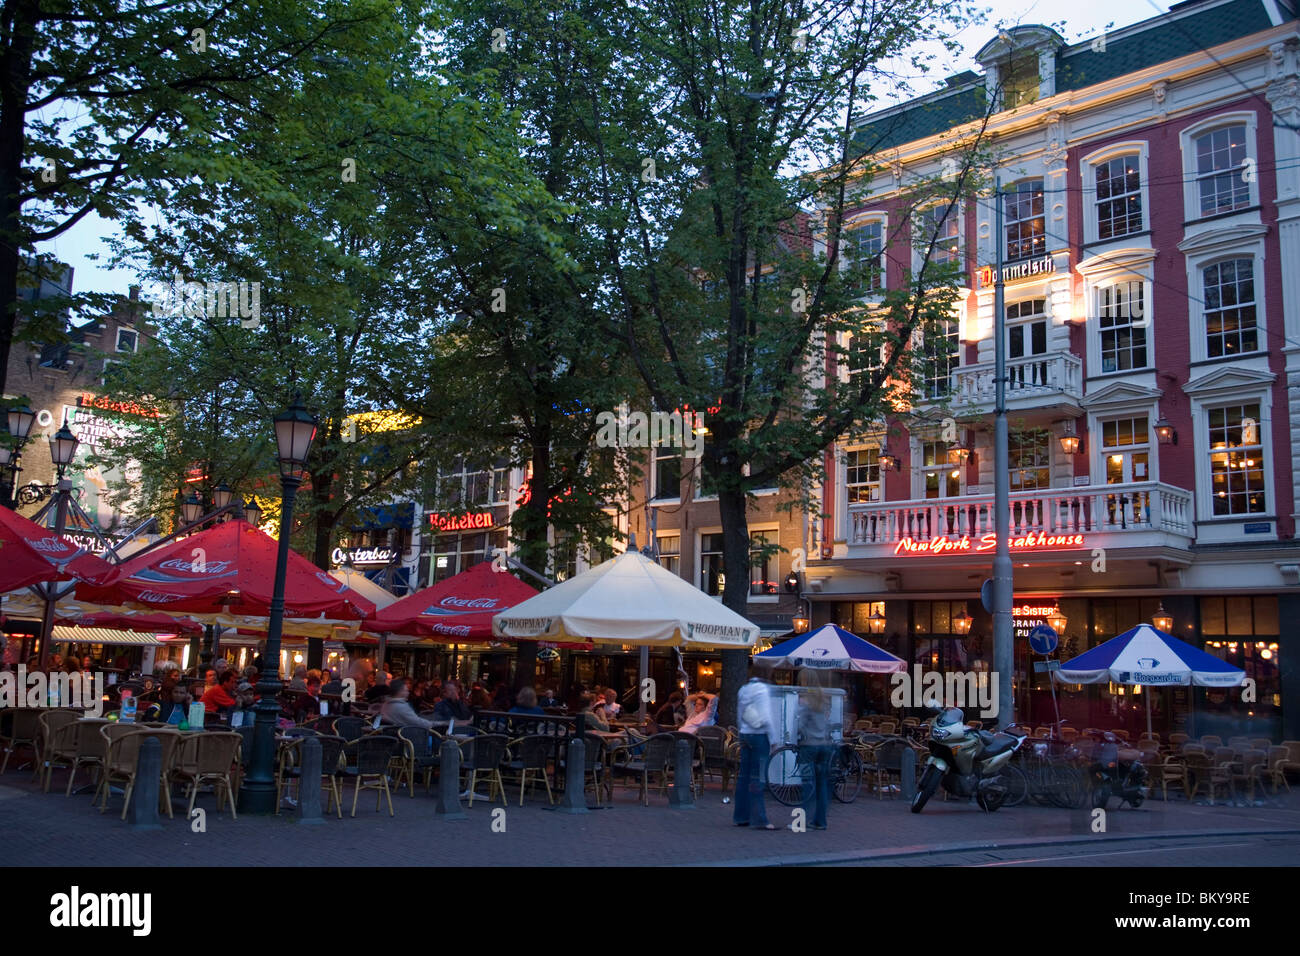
[64, 610, 204, 634]
[0, 505, 116, 592]
[78, 520, 375, 620]
[366, 561, 546, 641]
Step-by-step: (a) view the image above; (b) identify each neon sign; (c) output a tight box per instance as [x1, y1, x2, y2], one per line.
[894, 531, 1085, 556]
[427, 511, 494, 532]
[77, 393, 162, 418]
[975, 255, 1055, 290]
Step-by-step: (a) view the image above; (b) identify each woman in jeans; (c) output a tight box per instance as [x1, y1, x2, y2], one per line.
[794, 687, 833, 830]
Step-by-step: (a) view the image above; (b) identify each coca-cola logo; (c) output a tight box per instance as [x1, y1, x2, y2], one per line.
[439, 596, 499, 610]
[137, 590, 185, 603]
[158, 558, 233, 574]
[25, 536, 70, 554]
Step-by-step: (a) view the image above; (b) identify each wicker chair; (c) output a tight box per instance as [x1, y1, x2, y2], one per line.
[610, 733, 674, 805]
[1200, 735, 1224, 750]
[695, 726, 730, 783]
[341, 734, 399, 817]
[0, 709, 41, 775]
[393, 727, 441, 797]
[65, 718, 110, 797]
[1267, 746, 1291, 794]
[38, 712, 83, 792]
[507, 735, 556, 805]
[1232, 749, 1268, 803]
[173, 732, 242, 819]
[1168, 733, 1190, 748]
[95, 725, 146, 818]
[461, 734, 510, 807]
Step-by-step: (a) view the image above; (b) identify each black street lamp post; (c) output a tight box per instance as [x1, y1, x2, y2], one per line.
[34, 419, 81, 671]
[238, 394, 317, 814]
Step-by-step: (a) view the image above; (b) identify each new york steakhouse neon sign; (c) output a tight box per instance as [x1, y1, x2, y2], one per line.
[894, 531, 1086, 556]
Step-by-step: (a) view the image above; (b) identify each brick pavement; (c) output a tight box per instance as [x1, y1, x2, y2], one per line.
[2, 767, 1297, 867]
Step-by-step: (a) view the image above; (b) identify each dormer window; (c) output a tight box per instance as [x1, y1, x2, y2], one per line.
[1002, 53, 1040, 109]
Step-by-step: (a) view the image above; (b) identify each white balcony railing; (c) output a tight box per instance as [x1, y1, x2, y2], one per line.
[951, 351, 1083, 408]
[847, 481, 1194, 550]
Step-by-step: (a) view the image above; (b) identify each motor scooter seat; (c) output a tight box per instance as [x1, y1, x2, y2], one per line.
[979, 735, 1016, 759]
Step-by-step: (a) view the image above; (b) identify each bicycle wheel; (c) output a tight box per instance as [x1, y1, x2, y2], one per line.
[832, 747, 863, 804]
[766, 746, 811, 806]
[999, 764, 1029, 808]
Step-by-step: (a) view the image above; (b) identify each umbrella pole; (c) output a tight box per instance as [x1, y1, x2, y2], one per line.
[638, 645, 649, 722]
[1145, 685, 1152, 737]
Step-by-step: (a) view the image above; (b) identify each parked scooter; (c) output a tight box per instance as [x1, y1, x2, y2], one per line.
[1077, 730, 1148, 808]
[911, 707, 1028, 813]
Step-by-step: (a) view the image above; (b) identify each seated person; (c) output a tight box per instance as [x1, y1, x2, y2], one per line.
[653, 691, 685, 727]
[602, 687, 623, 719]
[508, 686, 545, 716]
[678, 693, 718, 734]
[432, 682, 472, 722]
[577, 692, 610, 732]
[157, 675, 193, 723]
[380, 678, 435, 730]
[286, 664, 309, 692]
[201, 670, 239, 715]
[537, 687, 563, 708]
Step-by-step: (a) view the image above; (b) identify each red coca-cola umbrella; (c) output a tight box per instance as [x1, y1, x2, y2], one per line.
[0, 505, 115, 592]
[367, 560, 586, 645]
[78, 520, 375, 620]
[65, 609, 205, 634]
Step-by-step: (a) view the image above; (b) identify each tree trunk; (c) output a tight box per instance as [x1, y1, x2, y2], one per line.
[511, 431, 552, 694]
[717, 484, 751, 728]
[0, 0, 39, 400]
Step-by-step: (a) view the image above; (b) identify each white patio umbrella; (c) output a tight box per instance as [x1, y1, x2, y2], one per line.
[492, 549, 760, 648]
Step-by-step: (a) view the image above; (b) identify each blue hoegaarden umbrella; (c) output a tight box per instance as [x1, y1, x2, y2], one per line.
[1056, 623, 1245, 735]
[755, 623, 905, 673]
[1056, 624, 1245, 688]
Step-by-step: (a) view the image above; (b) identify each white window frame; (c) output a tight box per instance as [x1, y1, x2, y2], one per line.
[1183, 236, 1267, 365]
[656, 532, 682, 578]
[1078, 247, 1157, 380]
[115, 327, 139, 353]
[841, 211, 888, 297]
[910, 438, 965, 500]
[1193, 395, 1274, 529]
[1179, 112, 1259, 224]
[1096, 280, 1150, 375]
[695, 525, 780, 603]
[1093, 413, 1158, 485]
[650, 445, 682, 504]
[1002, 178, 1046, 263]
[912, 201, 963, 273]
[844, 445, 883, 505]
[1080, 141, 1149, 246]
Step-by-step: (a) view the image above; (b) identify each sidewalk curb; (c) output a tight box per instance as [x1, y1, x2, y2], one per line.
[691, 827, 1300, 867]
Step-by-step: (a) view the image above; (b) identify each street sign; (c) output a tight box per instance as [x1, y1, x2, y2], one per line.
[980, 578, 994, 614]
[1034, 659, 1061, 673]
[1027, 624, 1059, 655]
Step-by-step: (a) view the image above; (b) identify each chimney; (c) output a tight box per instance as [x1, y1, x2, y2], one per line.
[128, 284, 140, 301]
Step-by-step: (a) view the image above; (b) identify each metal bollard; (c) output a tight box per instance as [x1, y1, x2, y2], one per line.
[557, 737, 590, 814]
[900, 747, 916, 801]
[130, 736, 163, 830]
[297, 736, 324, 825]
[435, 738, 466, 819]
[668, 739, 696, 809]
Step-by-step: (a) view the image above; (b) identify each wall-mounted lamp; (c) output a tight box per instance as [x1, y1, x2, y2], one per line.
[784, 572, 800, 593]
[947, 435, 971, 465]
[1058, 419, 1082, 456]
[878, 447, 900, 472]
[953, 607, 973, 635]
[1151, 603, 1173, 633]
[1155, 418, 1177, 445]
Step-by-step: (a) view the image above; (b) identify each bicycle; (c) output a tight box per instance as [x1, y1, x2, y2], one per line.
[766, 741, 864, 806]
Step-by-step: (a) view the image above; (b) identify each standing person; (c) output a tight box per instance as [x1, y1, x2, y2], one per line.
[794, 687, 832, 831]
[733, 675, 779, 830]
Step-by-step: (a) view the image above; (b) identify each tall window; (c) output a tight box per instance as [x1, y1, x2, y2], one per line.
[920, 442, 961, 499]
[1095, 155, 1143, 239]
[699, 532, 775, 597]
[918, 203, 960, 266]
[1007, 298, 1047, 359]
[435, 459, 495, 510]
[1101, 417, 1150, 484]
[657, 534, 681, 576]
[551, 534, 579, 582]
[653, 447, 681, 500]
[846, 221, 884, 293]
[1208, 403, 1266, 516]
[848, 326, 885, 392]
[1195, 125, 1250, 217]
[1009, 430, 1050, 491]
[846, 448, 881, 503]
[1203, 259, 1257, 358]
[1004, 180, 1045, 261]
[429, 530, 507, 584]
[1098, 282, 1147, 373]
[919, 319, 958, 399]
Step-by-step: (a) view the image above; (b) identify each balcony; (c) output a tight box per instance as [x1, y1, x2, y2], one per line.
[949, 350, 1083, 416]
[846, 481, 1194, 560]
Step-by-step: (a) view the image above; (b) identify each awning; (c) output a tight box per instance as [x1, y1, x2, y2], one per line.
[51, 626, 161, 646]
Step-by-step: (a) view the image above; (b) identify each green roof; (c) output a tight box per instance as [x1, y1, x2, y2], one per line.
[852, 0, 1288, 157]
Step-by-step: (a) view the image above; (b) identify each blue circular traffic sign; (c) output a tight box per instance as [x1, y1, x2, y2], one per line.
[1028, 624, 1059, 655]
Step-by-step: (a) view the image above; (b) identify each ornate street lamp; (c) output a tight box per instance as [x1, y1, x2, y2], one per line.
[1151, 604, 1173, 633]
[213, 481, 234, 509]
[48, 420, 79, 477]
[867, 609, 887, 635]
[8, 404, 35, 443]
[878, 448, 900, 472]
[243, 498, 263, 527]
[240, 393, 317, 814]
[1154, 418, 1177, 445]
[1046, 608, 1068, 635]
[181, 491, 204, 525]
[953, 607, 974, 635]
